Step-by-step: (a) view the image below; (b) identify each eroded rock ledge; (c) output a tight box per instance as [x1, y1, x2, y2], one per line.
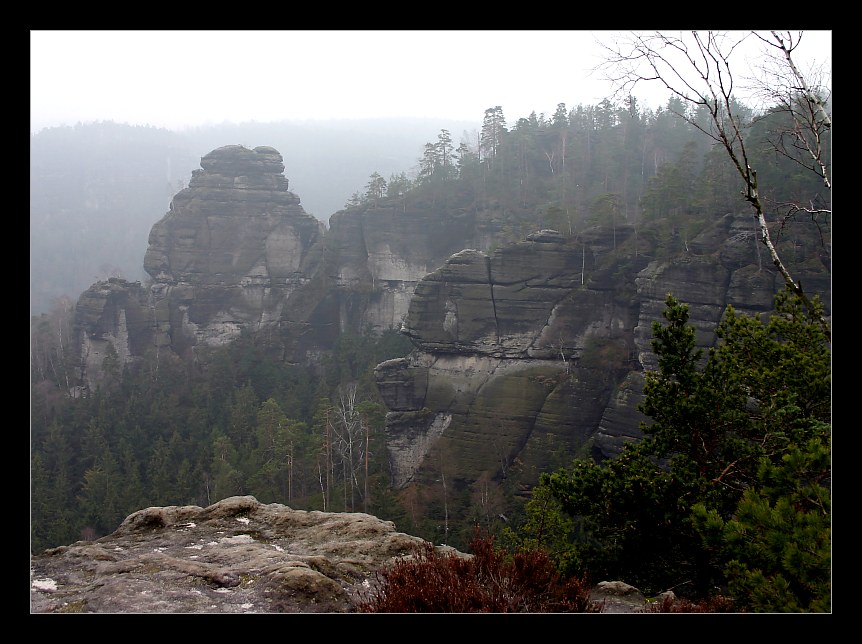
[31, 495, 660, 614]
[29, 496, 459, 614]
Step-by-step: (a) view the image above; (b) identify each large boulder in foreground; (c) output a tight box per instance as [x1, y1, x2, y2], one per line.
[31, 495, 655, 614]
[29, 496, 461, 614]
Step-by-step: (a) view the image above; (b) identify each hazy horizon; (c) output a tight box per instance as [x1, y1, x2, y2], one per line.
[31, 30, 832, 134]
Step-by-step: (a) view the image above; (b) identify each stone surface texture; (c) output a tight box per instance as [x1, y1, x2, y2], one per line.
[30, 496, 455, 613]
[31, 495, 655, 614]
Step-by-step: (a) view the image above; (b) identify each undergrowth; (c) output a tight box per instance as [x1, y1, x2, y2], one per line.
[358, 528, 600, 613]
[645, 594, 743, 613]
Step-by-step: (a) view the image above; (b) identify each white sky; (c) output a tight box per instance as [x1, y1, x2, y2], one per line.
[30, 30, 832, 134]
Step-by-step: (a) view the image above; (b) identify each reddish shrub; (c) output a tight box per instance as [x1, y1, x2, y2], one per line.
[645, 593, 743, 613]
[359, 529, 600, 613]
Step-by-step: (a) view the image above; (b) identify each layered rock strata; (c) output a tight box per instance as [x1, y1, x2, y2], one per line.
[75, 145, 326, 389]
[377, 216, 831, 491]
[73, 145, 479, 390]
[69, 143, 831, 514]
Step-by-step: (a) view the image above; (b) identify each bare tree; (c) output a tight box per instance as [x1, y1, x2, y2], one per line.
[30, 296, 76, 392]
[331, 383, 367, 512]
[747, 32, 831, 201]
[597, 30, 831, 339]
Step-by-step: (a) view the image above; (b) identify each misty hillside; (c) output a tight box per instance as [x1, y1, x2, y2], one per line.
[29, 117, 478, 317]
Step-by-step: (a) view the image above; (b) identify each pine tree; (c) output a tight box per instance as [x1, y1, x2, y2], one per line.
[480, 106, 507, 167]
[364, 172, 387, 204]
[541, 288, 831, 607]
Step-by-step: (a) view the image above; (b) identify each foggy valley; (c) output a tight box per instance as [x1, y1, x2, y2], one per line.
[29, 117, 477, 316]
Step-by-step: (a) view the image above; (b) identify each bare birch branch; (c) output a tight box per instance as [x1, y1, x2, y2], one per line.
[597, 30, 830, 341]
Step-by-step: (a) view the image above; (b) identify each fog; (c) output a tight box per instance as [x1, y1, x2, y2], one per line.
[29, 30, 831, 316]
[30, 30, 832, 133]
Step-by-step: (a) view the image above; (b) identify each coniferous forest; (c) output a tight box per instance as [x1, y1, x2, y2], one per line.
[31, 61, 831, 612]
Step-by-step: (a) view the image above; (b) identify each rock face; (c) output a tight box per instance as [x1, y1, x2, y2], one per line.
[76, 145, 326, 390]
[377, 227, 642, 489]
[70, 143, 831, 526]
[142, 145, 325, 356]
[321, 206, 478, 336]
[73, 145, 479, 390]
[376, 216, 831, 494]
[75, 277, 150, 392]
[29, 495, 461, 613]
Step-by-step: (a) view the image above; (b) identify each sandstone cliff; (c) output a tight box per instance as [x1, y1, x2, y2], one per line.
[70, 144, 831, 530]
[74, 145, 480, 390]
[376, 215, 831, 498]
[76, 145, 326, 390]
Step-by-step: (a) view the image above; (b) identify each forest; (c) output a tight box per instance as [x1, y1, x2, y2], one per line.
[31, 33, 831, 612]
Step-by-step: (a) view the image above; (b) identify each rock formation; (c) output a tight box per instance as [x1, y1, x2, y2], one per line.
[377, 228, 635, 489]
[73, 144, 477, 390]
[76, 145, 326, 390]
[70, 143, 831, 531]
[30, 495, 653, 614]
[376, 215, 831, 495]
[29, 495, 461, 613]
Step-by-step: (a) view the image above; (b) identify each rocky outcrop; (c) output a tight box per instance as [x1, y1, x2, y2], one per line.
[377, 228, 642, 489]
[142, 145, 324, 352]
[322, 206, 478, 335]
[376, 215, 831, 493]
[69, 143, 831, 529]
[74, 277, 151, 391]
[72, 146, 486, 389]
[75, 145, 331, 390]
[31, 495, 658, 614]
[29, 495, 464, 613]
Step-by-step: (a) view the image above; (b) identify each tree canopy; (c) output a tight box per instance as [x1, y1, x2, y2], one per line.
[539, 289, 830, 610]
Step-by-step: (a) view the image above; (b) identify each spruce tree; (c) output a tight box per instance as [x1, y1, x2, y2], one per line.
[541, 288, 831, 609]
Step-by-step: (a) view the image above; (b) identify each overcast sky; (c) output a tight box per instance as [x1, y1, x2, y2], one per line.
[30, 30, 832, 134]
